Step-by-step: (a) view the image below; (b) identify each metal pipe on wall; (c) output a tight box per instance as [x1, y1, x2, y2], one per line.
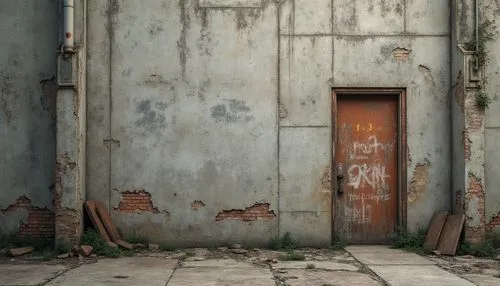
[63, 0, 74, 52]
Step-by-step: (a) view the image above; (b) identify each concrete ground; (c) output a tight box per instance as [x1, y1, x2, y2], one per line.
[0, 246, 499, 286]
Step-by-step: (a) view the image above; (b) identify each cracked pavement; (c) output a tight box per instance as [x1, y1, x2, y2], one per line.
[0, 246, 499, 286]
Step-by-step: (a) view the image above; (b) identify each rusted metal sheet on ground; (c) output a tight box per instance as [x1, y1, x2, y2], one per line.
[436, 214, 465, 256]
[424, 211, 449, 250]
[88, 200, 134, 250]
[334, 93, 399, 244]
[84, 201, 113, 243]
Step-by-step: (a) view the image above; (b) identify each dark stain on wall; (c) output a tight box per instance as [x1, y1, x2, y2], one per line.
[178, 0, 191, 81]
[211, 99, 253, 123]
[135, 99, 166, 131]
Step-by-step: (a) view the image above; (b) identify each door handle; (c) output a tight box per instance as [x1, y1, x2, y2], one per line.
[336, 163, 344, 194]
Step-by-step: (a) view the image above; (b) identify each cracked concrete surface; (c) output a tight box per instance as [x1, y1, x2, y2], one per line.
[0, 246, 499, 286]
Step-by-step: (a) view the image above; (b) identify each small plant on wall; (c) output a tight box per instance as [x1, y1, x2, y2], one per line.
[464, 19, 497, 109]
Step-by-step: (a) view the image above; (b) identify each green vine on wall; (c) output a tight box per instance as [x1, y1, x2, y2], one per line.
[464, 19, 497, 109]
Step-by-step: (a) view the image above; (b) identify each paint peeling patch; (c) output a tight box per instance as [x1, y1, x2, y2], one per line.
[454, 71, 465, 113]
[135, 99, 166, 131]
[320, 166, 331, 193]
[40, 77, 57, 118]
[191, 200, 206, 210]
[486, 212, 500, 232]
[466, 102, 484, 131]
[114, 190, 168, 214]
[142, 73, 174, 90]
[418, 65, 435, 85]
[1, 196, 55, 239]
[465, 173, 485, 227]
[463, 130, 472, 161]
[211, 99, 253, 123]
[279, 104, 288, 119]
[215, 203, 276, 222]
[0, 75, 14, 124]
[407, 159, 430, 203]
[392, 47, 411, 61]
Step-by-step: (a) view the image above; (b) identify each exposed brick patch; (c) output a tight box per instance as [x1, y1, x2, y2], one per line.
[463, 130, 471, 161]
[486, 213, 500, 232]
[466, 103, 484, 131]
[215, 203, 276, 222]
[464, 173, 486, 244]
[454, 71, 465, 113]
[55, 208, 80, 246]
[408, 160, 430, 203]
[191, 200, 206, 211]
[455, 191, 463, 214]
[392, 47, 411, 61]
[1, 196, 55, 239]
[114, 190, 161, 213]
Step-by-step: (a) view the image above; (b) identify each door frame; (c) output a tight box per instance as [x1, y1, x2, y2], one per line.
[331, 88, 407, 243]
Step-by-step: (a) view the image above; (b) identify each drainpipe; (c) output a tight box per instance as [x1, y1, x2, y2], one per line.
[63, 0, 74, 53]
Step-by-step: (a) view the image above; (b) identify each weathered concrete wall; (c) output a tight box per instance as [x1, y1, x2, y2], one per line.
[483, 0, 500, 233]
[0, 1, 59, 238]
[328, 0, 451, 232]
[86, 0, 451, 245]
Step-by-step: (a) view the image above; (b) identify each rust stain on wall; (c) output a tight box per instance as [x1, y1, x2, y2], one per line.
[392, 47, 411, 61]
[215, 203, 276, 222]
[407, 159, 430, 203]
[1, 196, 55, 239]
[114, 190, 164, 214]
[191, 200, 205, 211]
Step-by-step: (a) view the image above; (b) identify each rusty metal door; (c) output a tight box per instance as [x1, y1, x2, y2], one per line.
[334, 93, 399, 244]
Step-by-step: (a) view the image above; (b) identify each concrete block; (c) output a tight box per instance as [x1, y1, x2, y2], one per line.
[485, 129, 500, 221]
[279, 128, 331, 212]
[281, 0, 331, 35]
[290, 0, 332, 34]
[279, 211, 331, 246]
[406, 0, 450, 34]
[168, 266, 275, 285]
[346, 246, 434, 265]
[280, 36, 332, 126]
[369, 265, 475, 286]
[46, 258, 177, 286]
[333, 0, 404, 34]
[0, 265, 67, 286]
[333, 36, 413, 86]
[199, 0, 262, 8]
[277, 270, 380, 286]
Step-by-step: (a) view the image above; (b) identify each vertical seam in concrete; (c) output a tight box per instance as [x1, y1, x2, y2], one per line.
[331, 0, 335, 243]
[107, 0, 113, 212]
[449, 0, 455, 212]
[276, 0, 282, 238]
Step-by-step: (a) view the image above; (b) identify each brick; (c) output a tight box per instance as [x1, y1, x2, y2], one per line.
[114, 190, 161, 214]
[215, 203, 276, 222]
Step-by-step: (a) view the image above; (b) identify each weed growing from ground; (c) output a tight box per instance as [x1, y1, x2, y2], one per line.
[458, 239, 497, 258]
[81, 229, 121, 258]
[389, 227, 427, 253]
[279, 250, 305, 261]
[268, 232, 298, 250]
